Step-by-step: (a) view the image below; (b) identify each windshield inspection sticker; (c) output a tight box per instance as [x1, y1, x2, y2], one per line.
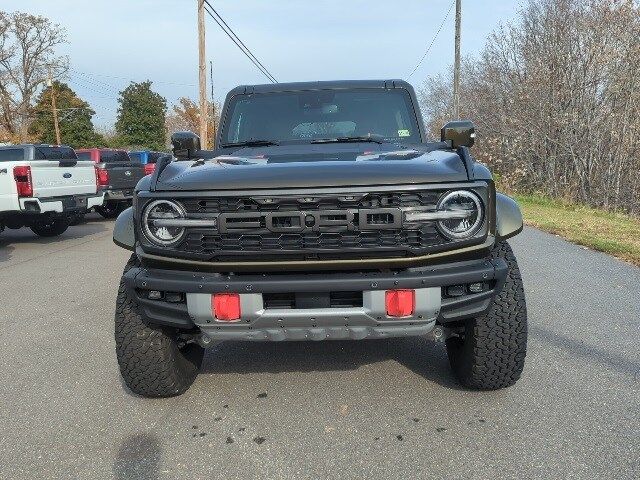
[398, 129, 411, 137]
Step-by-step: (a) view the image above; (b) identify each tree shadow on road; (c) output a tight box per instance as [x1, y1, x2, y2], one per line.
[530, 324, 640, 379]
[200, 336, 466, 390]
[113, 432, 162, 480]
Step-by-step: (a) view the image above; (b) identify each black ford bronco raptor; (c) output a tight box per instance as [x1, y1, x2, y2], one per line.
[113, 80, 527, 397]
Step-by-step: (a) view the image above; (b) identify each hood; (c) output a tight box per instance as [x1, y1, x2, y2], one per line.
[155, 143, 469, 191]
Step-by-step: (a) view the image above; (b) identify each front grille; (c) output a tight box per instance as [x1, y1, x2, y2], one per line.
[183, 226, 444, 260]
[141, 187, 486, 263]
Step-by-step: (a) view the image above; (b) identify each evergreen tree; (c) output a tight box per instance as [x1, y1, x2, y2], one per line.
[114, 81, 167, 150]
[28, 81, 103, 147]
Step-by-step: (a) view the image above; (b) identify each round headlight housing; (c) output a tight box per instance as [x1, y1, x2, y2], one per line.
[142, 199, 187, 246]
[437, 190, 483, 240]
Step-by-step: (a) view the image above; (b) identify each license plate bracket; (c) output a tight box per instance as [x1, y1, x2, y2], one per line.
[62, 197, 87, 210]
[295, 292, 331, 309]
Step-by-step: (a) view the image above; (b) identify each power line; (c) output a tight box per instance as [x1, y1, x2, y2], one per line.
[202, 1, 277, 83]
[71, 67, 198, 88]
[70, 67, 198, 98]
[406, 1, 456, 79]
[203, 0, 277, 83]
[70, 68, 120, 89]
[202, 1, 278, 83]
[67, 77, 118, 99]
[202, 3, 276, 83]
[66, 71, 193, 111]
[68, 69, 122, 96]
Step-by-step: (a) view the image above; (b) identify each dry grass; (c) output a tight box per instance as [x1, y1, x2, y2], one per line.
[514, 195, 640, 266]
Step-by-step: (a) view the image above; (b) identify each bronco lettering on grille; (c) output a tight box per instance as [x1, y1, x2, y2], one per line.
[217, 208, 402, 233]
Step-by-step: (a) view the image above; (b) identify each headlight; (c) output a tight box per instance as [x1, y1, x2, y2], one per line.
[142, 199, 187, 246]
[436, 190, 483, 239]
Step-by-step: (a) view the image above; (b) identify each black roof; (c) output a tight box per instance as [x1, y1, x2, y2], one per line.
[227, 79, 415, 95]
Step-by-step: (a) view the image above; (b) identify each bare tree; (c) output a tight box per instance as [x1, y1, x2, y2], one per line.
[419, 0, 640, 214]
[0, 11, 67, 142]
[165, 96, 221, 147]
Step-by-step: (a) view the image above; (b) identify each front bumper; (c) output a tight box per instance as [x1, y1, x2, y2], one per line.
[124, 256, 508, 341]
[20, 193, 104, 214]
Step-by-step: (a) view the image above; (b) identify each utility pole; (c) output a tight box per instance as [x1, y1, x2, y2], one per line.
[210, 60, 216, 143]
[453, 0, 462, 119]
[197, 0, 208, 148]
[48, 70, 61, 145]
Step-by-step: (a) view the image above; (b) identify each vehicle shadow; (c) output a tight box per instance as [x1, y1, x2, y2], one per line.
[81, 212, 115, 224]
[0, 241, 15, 263]
[0, 220, 109, 265]
[200, 336, 465, 391]
[113, 432, 162, 480]
[1, 221, 108, 245]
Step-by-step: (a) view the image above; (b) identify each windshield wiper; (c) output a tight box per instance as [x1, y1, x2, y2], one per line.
[311, 135, 387, 145]
[220, 140, 279, 148]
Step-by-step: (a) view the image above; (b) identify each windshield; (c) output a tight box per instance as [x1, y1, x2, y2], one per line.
[34, 146, 77, 160]
[128, 152, 144, 162]
[148, 152, 167, 163]
[99, 150, 131, 163]
[0, 148, 24, 162]
[0, 146, 79, 161]
[221, 89, 421, 145]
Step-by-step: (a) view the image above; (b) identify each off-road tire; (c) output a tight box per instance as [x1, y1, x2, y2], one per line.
[30, 217, 70, 237]
[96, 202, 120, 219]
[446, 241, 527, 390]
[115, 254, 203, 397]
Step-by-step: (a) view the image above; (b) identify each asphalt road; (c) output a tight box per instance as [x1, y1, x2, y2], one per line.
[1, 216, 638, 480]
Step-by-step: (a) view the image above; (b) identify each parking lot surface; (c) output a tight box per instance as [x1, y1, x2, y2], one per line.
[1, 217, 638, 479]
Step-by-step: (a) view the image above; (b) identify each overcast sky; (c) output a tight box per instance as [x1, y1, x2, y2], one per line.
[14, 1, 523, 128]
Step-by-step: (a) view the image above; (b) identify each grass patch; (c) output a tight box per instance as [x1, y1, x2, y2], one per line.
[514, 194, 640, 266]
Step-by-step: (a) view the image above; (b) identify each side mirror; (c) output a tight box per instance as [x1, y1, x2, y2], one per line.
[441, 121, 475, 148]
[171, 131, 201, 158]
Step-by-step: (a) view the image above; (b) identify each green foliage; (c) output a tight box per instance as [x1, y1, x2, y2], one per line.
[28, 81, 103, 148]
[419, 0, 640, 215]
[515, 194, 640, 266]
[114, 81, 167, 150]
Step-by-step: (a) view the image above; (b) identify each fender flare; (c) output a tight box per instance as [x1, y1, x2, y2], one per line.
[496, 193, 523, 241]
[113, 206, 135, 251]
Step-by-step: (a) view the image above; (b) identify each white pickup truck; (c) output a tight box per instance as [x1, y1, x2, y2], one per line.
[0, 144, 104, 237]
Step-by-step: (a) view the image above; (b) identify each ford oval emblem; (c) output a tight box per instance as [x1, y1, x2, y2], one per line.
[63, 173, 72, 179]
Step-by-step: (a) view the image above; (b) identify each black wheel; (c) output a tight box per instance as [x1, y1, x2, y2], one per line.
[96, 202, 120, 219]
[445, 241, 528, 390]
[115, 254, 203, 397]
[30, 217, 70, 237]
